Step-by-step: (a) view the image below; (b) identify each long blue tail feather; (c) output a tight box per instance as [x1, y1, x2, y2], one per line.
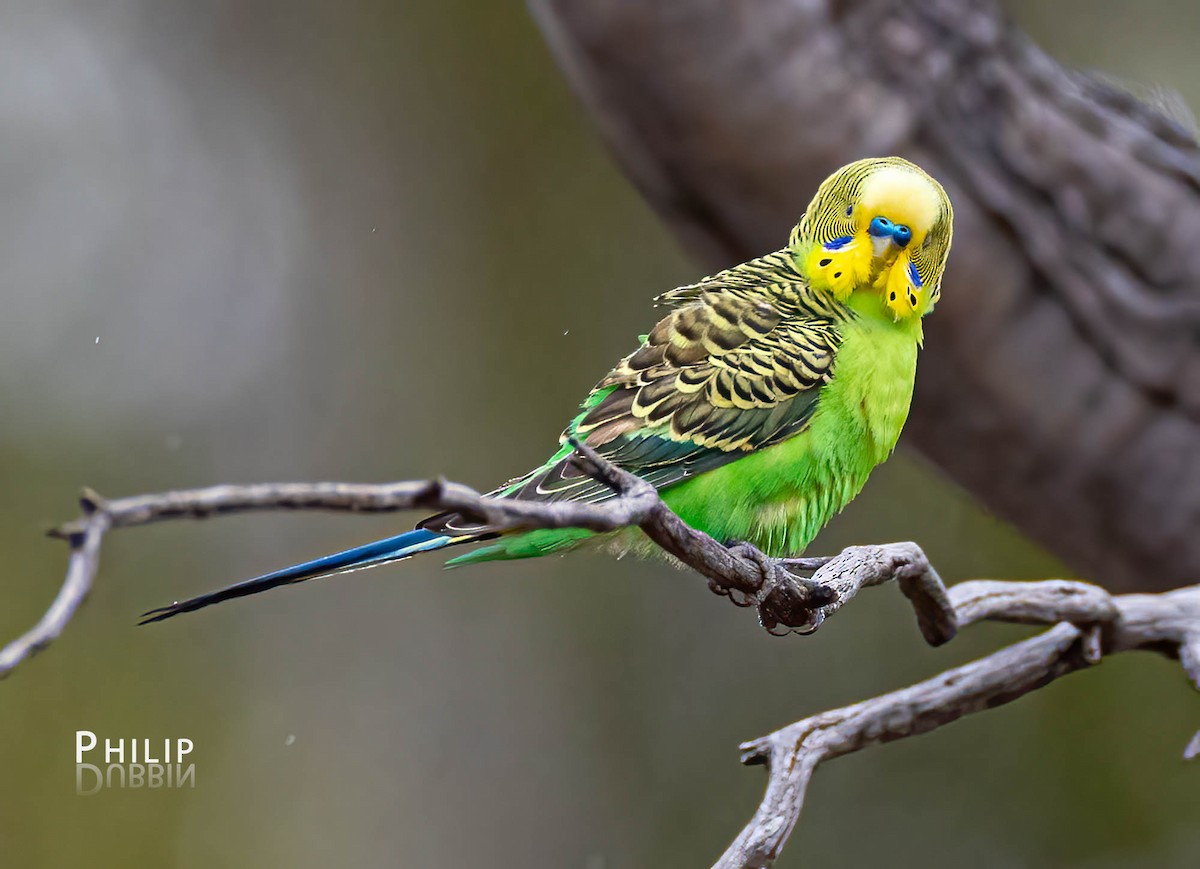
[139, 528, 455, 624]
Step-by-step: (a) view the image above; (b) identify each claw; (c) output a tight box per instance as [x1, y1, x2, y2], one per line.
[721, 539, 837, 631]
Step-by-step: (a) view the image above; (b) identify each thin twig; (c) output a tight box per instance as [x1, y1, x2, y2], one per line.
[0, 513, 109, 675]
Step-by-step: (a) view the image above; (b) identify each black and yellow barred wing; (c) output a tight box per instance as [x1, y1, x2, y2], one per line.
[474, 251, 846, 510]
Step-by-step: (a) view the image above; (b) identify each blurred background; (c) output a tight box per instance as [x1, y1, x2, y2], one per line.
[1, 1, 1196, 866]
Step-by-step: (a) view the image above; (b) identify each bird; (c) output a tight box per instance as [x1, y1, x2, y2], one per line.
[141, 156, 953, 624]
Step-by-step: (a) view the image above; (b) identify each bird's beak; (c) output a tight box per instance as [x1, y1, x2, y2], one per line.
[867, 216, 912, 275]
[870, 234, 901, 261]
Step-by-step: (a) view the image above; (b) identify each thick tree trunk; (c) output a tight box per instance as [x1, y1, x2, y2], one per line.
[531, 0, 1200, 591]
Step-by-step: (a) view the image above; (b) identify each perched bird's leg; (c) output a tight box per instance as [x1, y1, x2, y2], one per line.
[724, 541, 838, 636]
[567, 441, 835, 632]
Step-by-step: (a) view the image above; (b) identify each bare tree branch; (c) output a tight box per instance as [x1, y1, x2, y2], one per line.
[0, 512, 111, 678]
[4, 445, 1197, 867]
[717, 581, 1200, 869]
[530, 0, 1200, 592]
[2, 443, 949, 678]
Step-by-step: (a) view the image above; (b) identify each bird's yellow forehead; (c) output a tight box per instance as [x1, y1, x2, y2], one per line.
[857, 167, 943, 235]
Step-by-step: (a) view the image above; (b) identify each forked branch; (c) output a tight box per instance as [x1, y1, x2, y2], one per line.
[2, 445, 1197, 869]
[717, 581, 1200, 868]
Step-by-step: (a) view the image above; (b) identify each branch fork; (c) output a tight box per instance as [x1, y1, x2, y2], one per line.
[4, 443, 1197, 869]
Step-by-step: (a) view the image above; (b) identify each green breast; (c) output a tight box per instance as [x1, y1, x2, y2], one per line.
[659, 291, 920, 557]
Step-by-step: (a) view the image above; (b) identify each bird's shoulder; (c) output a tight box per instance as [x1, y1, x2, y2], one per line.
[652, 248, 846, 319]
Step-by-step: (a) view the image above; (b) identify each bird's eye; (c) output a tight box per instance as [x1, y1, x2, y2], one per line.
[845, 205, 853, 216]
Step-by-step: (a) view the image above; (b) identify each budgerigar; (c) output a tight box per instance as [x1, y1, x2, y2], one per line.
[142, 157, 953, 623]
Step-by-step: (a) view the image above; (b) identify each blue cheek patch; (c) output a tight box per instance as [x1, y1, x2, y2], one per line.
[824, 235, 854, 250]
[908, 262, 923, 287]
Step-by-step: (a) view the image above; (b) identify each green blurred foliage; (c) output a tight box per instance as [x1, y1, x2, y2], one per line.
[0, 1, 1196, 866]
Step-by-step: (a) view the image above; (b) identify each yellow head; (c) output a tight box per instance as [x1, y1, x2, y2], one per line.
[790, 157, 953, 319]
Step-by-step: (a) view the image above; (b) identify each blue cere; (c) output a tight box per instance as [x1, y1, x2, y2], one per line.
[868, 216, 913, 247]
[868, 215, 894, 237]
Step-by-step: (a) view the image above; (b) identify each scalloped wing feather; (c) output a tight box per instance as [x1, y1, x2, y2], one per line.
[423, 253, 846, 537]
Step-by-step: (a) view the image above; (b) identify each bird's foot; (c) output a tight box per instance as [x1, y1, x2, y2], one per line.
[721, 541, 838, 636]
